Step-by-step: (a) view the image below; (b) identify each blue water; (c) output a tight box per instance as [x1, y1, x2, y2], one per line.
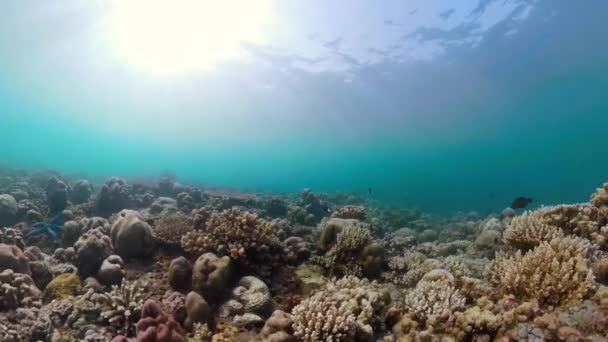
[1, 1, 607, 213]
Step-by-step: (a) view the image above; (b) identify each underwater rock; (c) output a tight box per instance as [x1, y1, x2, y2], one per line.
[0, 194, 18, 226]
[110, 209, 155, 260]
[299, 189, 329, 223]
[97, 255, 125, 286]
[294, 264, 326, 296]
[168, 256, 192, 293]
[261, 310, 296, 342]
[283, 237, 311, 265]
[219, 276, 274, 319]
[25, 208, 44, 223]
[184, 291, 210, 330]
[9, 189, 28, 201]
[29, 260, 53, 290]
[192, 252, 234, 300]
[96, 177, 132, 216]
[43, 272, 81, 303]
[70, 180, 92, 204]
[61, 220, 81, 248]
[79, 216, 111, 234]
[263, 196, 289, 218]
[0, 243, 31, 274]
[46, 176, 68, 214]
[141, 197, 178, 221]
[74, 228, 113, 278]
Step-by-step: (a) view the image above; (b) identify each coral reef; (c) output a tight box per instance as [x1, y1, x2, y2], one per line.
[1, 168, 608, 341]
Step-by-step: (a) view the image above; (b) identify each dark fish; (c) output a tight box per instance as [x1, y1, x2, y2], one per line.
[511, 197, 532, 209]
[368, 188, 372, 195]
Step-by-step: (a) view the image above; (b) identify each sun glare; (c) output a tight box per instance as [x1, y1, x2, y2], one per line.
[106, 0, 274, 75]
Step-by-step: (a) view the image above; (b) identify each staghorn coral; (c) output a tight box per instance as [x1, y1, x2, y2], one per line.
[153, 212, 193, 246]
[490, 236, 595, 306]
[99, 279, 146, 336]
[403, 280, 466, 321]
[503, 210, 564, 249]
[331, 205, 366, 221]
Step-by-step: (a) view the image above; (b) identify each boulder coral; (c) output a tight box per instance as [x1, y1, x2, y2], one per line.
[490, 236, 595, 306]
[97, 177, 132, 216]
[110, 209, 155, 260]
[191, 252, 234, 300]
[42, 272, 81, 303]
[261, 310, 296, 342]
[46, 176, 68, 214]
[0, 194, 18, 226]
[70, 179, 92, 204]
[74, 228, 113, 278]
[97, 255, 125, 286]
[0, 243, 31, 274]
[168, 256, 192, 293]
[184, 291, 210, 330]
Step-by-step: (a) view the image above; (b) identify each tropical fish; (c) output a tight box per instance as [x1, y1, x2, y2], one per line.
[368, 188, 372, 195]
[511, 197, 532, 209]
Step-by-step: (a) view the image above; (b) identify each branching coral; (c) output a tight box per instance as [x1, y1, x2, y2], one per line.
[403, 280, 466, 321]
[291, 290, 356, 342]
[315, 221, 372, 277]
[183, 209, 280, 258]
[182, 209, 284, 277]
[331, 206, 366, 221]
[590, 182, 608, 218]
[292, 276, 390, 341]
[99, 279, 146, 336]
[0, 269, 41, 310]
[153, 212, 193, 246]
[503, 211, 564, 249]
[539, 204, 608, 249]
[191, 205, 216, 230]
[490, 236, 595, 306]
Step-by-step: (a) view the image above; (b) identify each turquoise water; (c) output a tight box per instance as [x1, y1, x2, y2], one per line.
[1, 1, 607, 213]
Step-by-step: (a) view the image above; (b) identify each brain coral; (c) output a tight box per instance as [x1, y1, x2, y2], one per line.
[503, 211, 564, 249]
[490, 236, 595, 306]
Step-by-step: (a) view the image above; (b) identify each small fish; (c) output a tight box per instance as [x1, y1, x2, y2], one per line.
[511, 197, 532, 209]
[368, 188, 372, 195]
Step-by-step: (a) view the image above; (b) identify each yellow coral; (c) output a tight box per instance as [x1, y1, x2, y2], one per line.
[42, 273, 81, 303]
[503, 210, 564, 249]
[490, 236, 595, 306]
